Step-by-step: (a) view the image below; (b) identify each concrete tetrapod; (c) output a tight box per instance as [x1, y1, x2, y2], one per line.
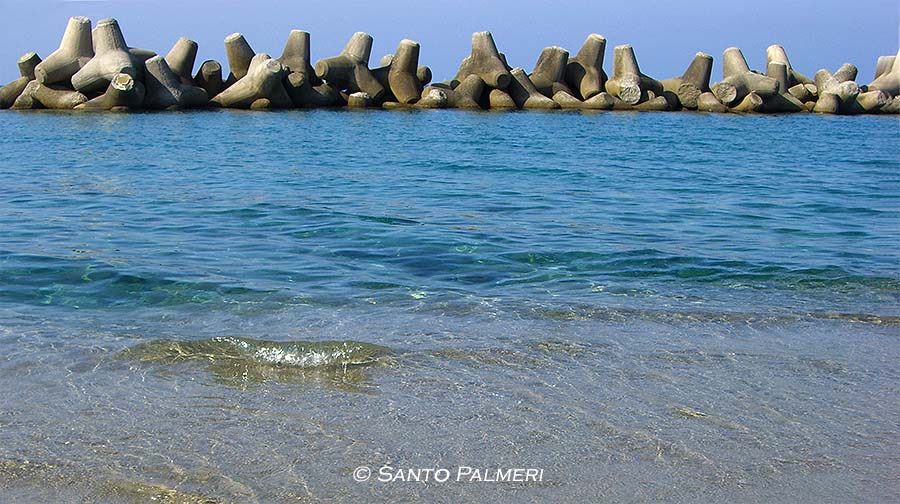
[530, 46, 574, 97]
[487, 89, 516, 109]
[697, 92, 728, 113]
[712, 47, 780, 105]
[75, 73, 145, 110]
[880, 95, 900, 114]
[194, 60, 226, 100]
[813, 68, 860, 114]
[788, 82, 817, 103]
[314, 32, 384, 102]
[417, 66, 433, 87]
[165, 37, 199, 85]
[72, 18, 141, 94]
[874, 55, 896, 80]
[729, 92, 764, 113]
[551, 90, 582, 109]
[832, 63, 858, 84]
[18, 52, 41, 80]
[761, 62, 806, 113]
[143, 55, 208, 110]
[346, 92, 373, 108]
[279, 30, 320, 93]
[224, 33, 255, 84]
[14, 81, 87, 109]
[34, 16, 93, 86]
[661, 52, 712, 109]
[369, 56, 392, 98]
[279, 30, 316, 102]
[828, 64, 888, 114]
[276, 30, 342, 108]
[0, 52, 41, 109]
[564, 34, 607, 100]
[452, 32, 512, 89]
[212, 54, 292, 109]
[381, 55, 431, 86]
[508, 68, 559, 109]
[552, 90, 614, 110]
[849, 90, 889, 114]
[387, 40, 425, 104]
[371, 40, 427, 104]
[765, 45, 812, 87]
[605, 45, 642, 104]
[417, 75, 484, 109]
[812, 93, 840, 114]
[611, 94, 669, 112]
[11, 81, 42, 109]
[278, 30, 320, 82]
[605, 45, 665, 106]
[455, 76, 488, 108]
[128, 48, 157, 63]
[868, 49, 900, 98]
[414, 87, 450, 108]
[288, 79, 343, 108]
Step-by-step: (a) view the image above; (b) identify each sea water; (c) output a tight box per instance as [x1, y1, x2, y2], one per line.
[0, 109, 898, 503]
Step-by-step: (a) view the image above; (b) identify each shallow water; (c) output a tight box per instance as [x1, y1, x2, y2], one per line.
[0, 110, 898, 502]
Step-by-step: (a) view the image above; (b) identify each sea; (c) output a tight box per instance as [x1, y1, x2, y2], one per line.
[0, 109, 898, 503]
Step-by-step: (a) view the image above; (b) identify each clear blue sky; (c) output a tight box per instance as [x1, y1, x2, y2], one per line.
[1, 0, 898, 85]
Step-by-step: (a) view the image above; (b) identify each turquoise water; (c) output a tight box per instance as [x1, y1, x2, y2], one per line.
[0, 110, 898, 502]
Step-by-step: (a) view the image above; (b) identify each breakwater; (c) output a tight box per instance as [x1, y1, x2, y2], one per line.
[1, 16, 898, 114]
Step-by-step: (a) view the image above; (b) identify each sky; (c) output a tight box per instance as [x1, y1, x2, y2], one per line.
[1, 0, 898, 85]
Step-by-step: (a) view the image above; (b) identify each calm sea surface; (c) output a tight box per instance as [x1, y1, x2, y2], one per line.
[0, 110, 898, 503]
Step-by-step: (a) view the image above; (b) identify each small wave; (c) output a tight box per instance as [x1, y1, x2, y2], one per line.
[116, 337, 393, 391]
[119, 336, 391, 369]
